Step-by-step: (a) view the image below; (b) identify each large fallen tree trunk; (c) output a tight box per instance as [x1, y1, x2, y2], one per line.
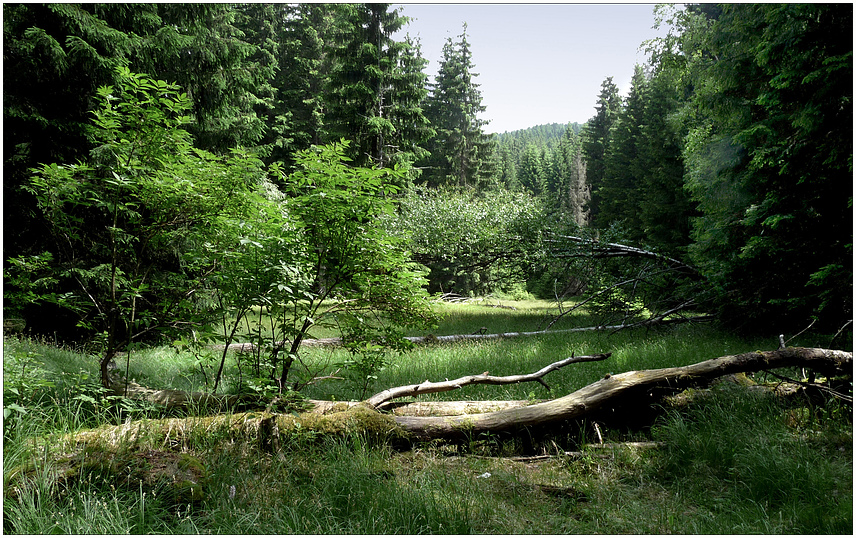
[95, 347, 850, 447]
[391, 347, 851, 439]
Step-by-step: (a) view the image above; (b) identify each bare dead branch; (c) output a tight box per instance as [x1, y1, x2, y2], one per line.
[392, 347, 852, 439]
[365, 353, 611, 408]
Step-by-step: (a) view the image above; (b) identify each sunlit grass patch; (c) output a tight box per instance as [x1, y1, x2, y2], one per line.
[3, 299, 851, 534]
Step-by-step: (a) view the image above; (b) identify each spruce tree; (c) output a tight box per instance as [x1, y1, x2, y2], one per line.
[581, 76, 621, 224]
[421, 24, 494, 188]
[3, 4, 270, 266]
[553, 126, 589, 226]
[598, 65, 649, 236]
[638, 65, 694, 257]
[674, 3, 852, 331]
[325, 3, 431, 172]
[260, 4, 332, 171]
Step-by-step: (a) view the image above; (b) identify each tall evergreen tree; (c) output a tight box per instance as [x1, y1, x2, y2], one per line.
[325, 3, 431, 172]
[259, 4, 332, 171]
[517, 145, 546, 195]
[581, 76, 621, 224]
[597, 65, 649, 236]
[637, 64, 695, 257]
[553, 126, 589, 226]
[674, 3, 852, 331]
[421, 24, 494, 188]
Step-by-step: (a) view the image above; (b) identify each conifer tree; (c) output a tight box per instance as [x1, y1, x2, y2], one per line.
[260, 3, 332, 171]
[3, 4, 270, 264]
[553, 126, 589, 226]
[597, 65, 649, 236]
[581, 76, 621, 223]
[325, 3, 431, 172]
[638, 65, 694, 256]
[421, 24, 495, 188]
[670, 3, 852, 331]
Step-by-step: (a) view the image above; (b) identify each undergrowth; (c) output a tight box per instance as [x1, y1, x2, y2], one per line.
[3, 299, 852, 534]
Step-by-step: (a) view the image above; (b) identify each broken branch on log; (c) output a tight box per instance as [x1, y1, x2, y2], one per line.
[391, 347, 852, 439]
[365, 353, 611, 408]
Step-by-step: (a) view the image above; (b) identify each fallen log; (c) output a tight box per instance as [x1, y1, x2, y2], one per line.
[391, 347, 852, 439]
[214, 317, 712, 353]
[91, 347, 850, 446]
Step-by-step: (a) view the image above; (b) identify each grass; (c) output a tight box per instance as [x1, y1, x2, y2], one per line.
[3, 299, 852, 534]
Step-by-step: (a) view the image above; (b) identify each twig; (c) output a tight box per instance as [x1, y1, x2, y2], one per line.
[303, 368, 344, 386]
[784, 319, 816, 347]
[761, 369, 853, 404]
[830, 319, 853, 347]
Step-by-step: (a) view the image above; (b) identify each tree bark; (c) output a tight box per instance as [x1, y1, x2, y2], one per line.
[390, 347, 852, 439]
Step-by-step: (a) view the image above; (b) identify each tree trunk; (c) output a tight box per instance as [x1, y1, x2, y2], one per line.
[100, 347, 851, 444]
[391, 347, 851, 439]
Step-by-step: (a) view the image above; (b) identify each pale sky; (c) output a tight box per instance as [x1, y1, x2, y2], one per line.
[393, 3, 670, 134]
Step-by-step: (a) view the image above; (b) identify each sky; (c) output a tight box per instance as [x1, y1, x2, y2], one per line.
[393, 3, 671, 134]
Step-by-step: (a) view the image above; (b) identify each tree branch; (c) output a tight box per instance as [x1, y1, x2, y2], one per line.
[365, 353, 610, 408]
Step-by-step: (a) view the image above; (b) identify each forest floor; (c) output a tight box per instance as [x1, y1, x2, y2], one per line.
[3, 299, 852, 534]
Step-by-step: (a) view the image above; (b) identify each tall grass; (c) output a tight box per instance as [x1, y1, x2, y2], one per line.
[3, 299, 851, 534]
[645, 384, 852, 534]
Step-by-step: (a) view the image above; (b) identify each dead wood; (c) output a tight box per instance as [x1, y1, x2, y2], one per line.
[214, 317, 712, 353]
[104, 347, 851, 446]
[390, 347, 852, 439]
[365, 353, 611, 408]
[546, 233, 702, 278]
[109, 379, 257, 411]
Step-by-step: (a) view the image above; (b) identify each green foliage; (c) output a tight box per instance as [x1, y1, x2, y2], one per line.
[671, 4, 853, 332]
[420, 23, 495, 188]
[204, 141, 436, 392]
[597, 65, 648, 235]
[258, 4, 331, 171]
[582, 77, 622, 222]
[3, 341, 55, 438]
[389, 187, 546, 296]
[3, 4, 273, 276]
[19, 67, 264, 382]
[325, 4, 432, 173]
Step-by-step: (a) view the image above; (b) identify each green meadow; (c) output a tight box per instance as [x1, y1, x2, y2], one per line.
[3, 300, 852, 534]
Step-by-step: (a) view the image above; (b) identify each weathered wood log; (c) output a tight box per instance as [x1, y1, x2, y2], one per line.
[214, 318, 712, 353]
[95, 347, 852, 448]
[390, 347, 852, 439]
[365, 353, 610, 408]
[308, 399, 536, 416]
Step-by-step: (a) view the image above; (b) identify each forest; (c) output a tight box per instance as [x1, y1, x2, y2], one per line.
[3, 3, 853, 534]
